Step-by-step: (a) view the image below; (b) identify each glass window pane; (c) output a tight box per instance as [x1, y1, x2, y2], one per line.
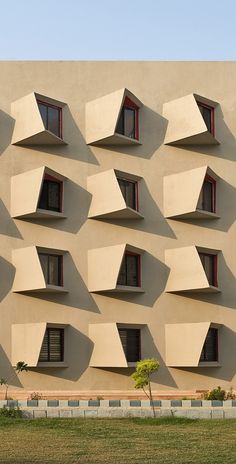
[117, 178, 136, 210]
[126, 255, 139, 286]
[49, 329, 63, 361]
[199, 254, 214, 286]
[124, 108, 135, 138]
[197, 187, 204, 210]
[48, 255, 60, 286]
[116, 109, 124, 135]
[39, 331, 49, 362]
[198, 104, 212, 133]
[118, 329, 140, 362]
[48, 106, 60, 137]
[39, 254, 49, 283]
[117, 256, 126, 285]
[203, 181, 213, 212]
[48, 182, 60, 212]
[200, 329, 218, 362]
[38, 103, 47, 127]
[38, 181, 48, 210]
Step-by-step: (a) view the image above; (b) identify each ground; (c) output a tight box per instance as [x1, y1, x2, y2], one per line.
[0, 417, 235, 463]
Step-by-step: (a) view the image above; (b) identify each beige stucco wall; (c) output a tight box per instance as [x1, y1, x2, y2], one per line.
[0, 62, 236, 394]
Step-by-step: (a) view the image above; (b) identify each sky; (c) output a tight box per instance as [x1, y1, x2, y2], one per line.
[0, 0, 236, 60]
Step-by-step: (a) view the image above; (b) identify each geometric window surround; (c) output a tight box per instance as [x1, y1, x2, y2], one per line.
[86, 88, 142, 146]
[11, 92, 68, 146]
[163, 93, 219, 146]
[11, 166, 66, 219]
[163, 166, 219, 220]
[87, 169, 143, 220]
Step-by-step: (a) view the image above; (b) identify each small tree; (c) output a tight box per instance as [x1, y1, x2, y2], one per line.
[132, 358, 159, 418]
[0, 361, 28, 400]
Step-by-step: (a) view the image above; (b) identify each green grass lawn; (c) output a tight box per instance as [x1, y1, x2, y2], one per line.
[0, 417, 235, 464]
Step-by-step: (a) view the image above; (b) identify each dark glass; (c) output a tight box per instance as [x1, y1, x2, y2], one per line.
[200, 328, 218, 362]
[118, 329, 140, 362]
[37, 101, 61, 138]
[199, 253, 216, 286]
[39, 328, 64, 362]
[197, 103, 212, 133]
[38, 179, 61, 212]
[117, 254, 139, 287]
[197, 180, 214, 212]
[117, 178, 137, 210]
[39, 254, 62, 286]
[116, 107, 136, 139]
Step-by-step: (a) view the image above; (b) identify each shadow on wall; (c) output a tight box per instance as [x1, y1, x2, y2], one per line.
[31, 327, 93, 382]
[0, 199, 23, 239]
[178, 326, 236, 383]
[0, 110, 15, 156]
[0, 257, 15, 302]
[22, 254, 100, 313]
[169, 178, 236, 233]
[95, 180, 176, 238]
[21, 182, 92, 235]
[0, 345, 22, 389]
[175, 108, 236, 162]
[17, 106, 99, 165]
[96, 106, 168, 159]
[93, 326, 177, 389]
[96, 252, 169, 308]
[171, 254, 236, 311]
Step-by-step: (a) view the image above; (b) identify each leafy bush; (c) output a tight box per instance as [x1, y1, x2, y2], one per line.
[203, 386, 226, 400]
[29, 392, 43, 400]
[0, 406, 22, 418]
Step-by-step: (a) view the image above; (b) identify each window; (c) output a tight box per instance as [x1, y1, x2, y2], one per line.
[39, 328, 64, 362]
[197, 101, 214, 135]
[38, 175, 62, 212]
[200, 328, 218, 362]
[197, 175, 216, 213]
[39, 253, 63, 286]
[117, 252, 141, 287]
[118, 328, 140, 362]
[116, 97, 139, 140]
[117, 177, 138, 210]
[37, 100, 62, 138]
[199, 253, 217, 287]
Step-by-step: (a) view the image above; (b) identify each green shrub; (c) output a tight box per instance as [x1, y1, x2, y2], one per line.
[0, 406, 22, 418]
[203, 386, 226, 401]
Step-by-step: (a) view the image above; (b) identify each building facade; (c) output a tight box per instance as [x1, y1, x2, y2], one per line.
[0, 61, 236, 396]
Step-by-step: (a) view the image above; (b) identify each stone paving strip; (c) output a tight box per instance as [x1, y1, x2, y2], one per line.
[1, 399, 236, 418]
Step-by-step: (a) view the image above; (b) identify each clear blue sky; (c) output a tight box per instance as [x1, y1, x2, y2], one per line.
[0, 0, 236, 60]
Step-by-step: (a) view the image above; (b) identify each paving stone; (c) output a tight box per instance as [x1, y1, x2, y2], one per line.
[47, 400, 59, 407]
[202, 400, 211, 407]
[38, 400, 47, 408]
[33, 410, 47, 418]
[100, 400, 109, 408]
[160, 409, 172, 417]
[110, 408, 124, 417]
[182, 400, 191, 407]
[72, 409, 85, 417]
[224, 409, 236, 418]
[130, 400, 141, 407]
[152, 400, 161, 407]
[68, 400, 79, 407]
[120, 400, 130, 408]
[27, 400, 38, 407]
[198, 409, 211, 419]
[59, 410, 72, 418]
[161, 400, 171, 408]
[59, 400, 69, 408]
[191, 400, 202, 407]
[18, 400, 28, 408]
[97, 408, 111, 418]
[223, 400, 233, 408]
[171, 400, 182, 407]
[7, 400, 18, 408]
[84, 409, 98, 418]
[109, 400, 120, 407]
[212, 400, 223, 407]
[88, 400, 100, 407]
[173, 409, 187, 417]
[47, 409, 59, 417]
[79, 400, 88, 407]
[22, 410, 33, 418]
[123, 408, 143, 417]
[186, 409, 200, 419]
[0, 401, 7, 407]
[212, 409, 224, 419]
[141, 400, 150, 407]
[232, 400, 236, 407]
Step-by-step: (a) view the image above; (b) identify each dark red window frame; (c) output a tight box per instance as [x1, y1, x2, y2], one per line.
[39, 328, 64, 363]
[117, 251, 141, 287]
[117, 176, 139, 211]
[198, 252, 218, 287]
[38, 174, 63, 213]
[38, 252, 63, 287]
[116, 96, 139, 140]
[197, 174, 216, 213]
[200, 328, 218, 362]
[37, 99, 63, 139]
[197, 101, 215, 136]
[118, 328, 141, 362]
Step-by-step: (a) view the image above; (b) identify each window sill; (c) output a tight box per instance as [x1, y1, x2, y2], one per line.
[114, 285, 145, 293]
[37, 362, 68, 368]
[35, 209, 67, 219]
[198, 362, 221, 367]
[42, 285, 68, 293]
